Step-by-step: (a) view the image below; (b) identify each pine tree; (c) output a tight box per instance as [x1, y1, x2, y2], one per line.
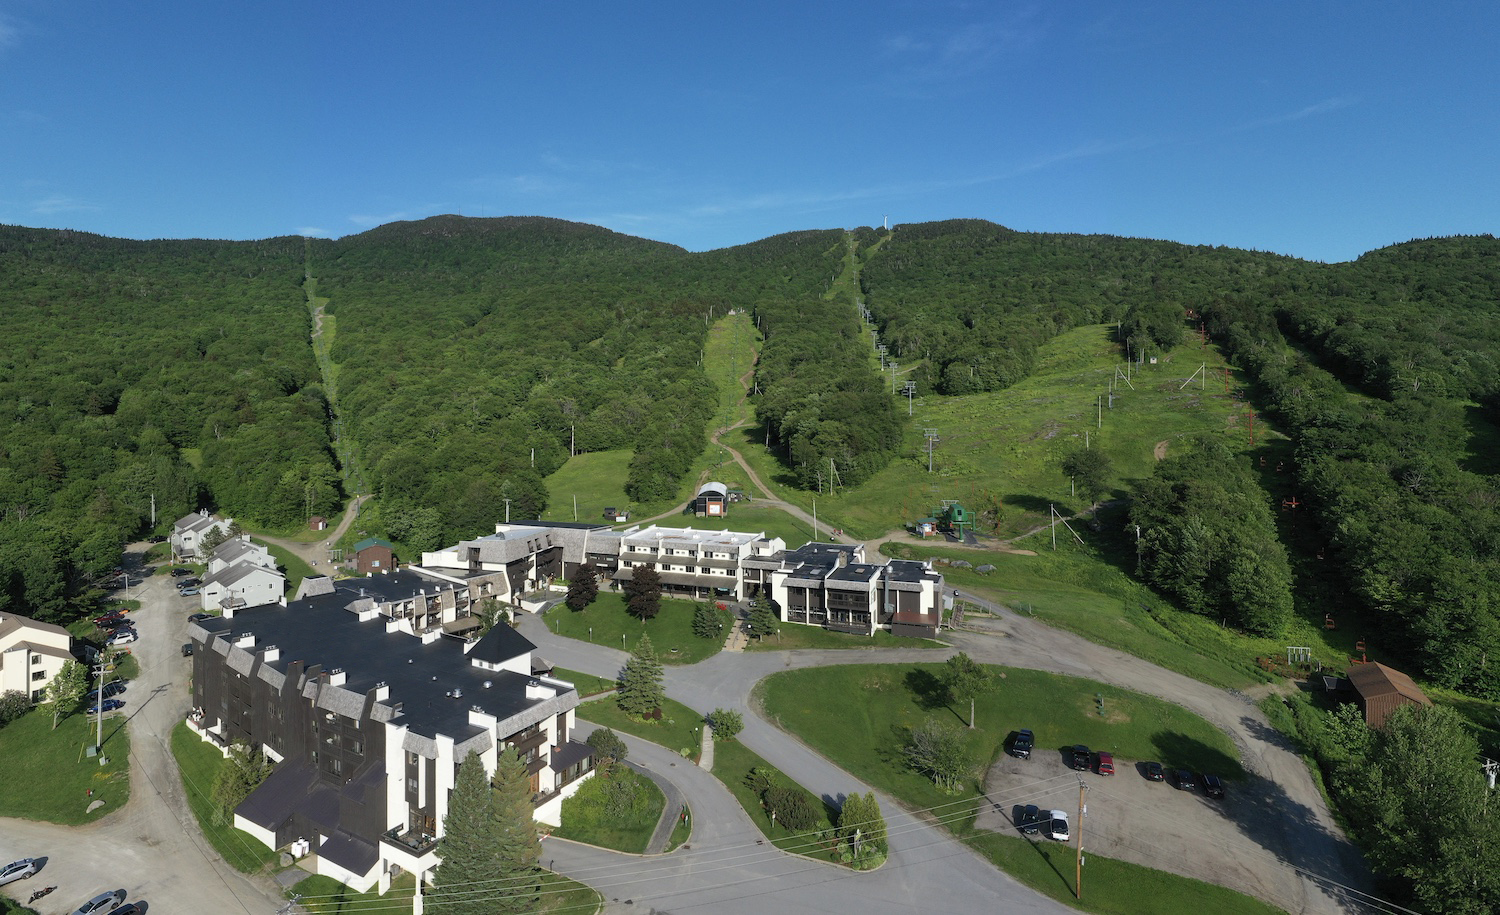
[692, 601, 723, 639]
[566, 563, 599, 611]
[839, 792, 888, 862]
[616, 634, 665, 718]
[748, 593, 779, 641]
[433, 749, 540, 915]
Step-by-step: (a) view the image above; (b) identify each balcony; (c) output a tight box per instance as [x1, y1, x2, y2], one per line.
[383, 827, 437, 854]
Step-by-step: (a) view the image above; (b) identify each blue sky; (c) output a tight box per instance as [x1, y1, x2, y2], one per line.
[1, 1, 1494, 262]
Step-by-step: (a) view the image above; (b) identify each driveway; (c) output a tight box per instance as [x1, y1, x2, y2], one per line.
[516, 592, 1373, 915]
[0, 545, 289, 915]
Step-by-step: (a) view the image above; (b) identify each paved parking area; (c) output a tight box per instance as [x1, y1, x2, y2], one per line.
[978, 747, 1322, 910]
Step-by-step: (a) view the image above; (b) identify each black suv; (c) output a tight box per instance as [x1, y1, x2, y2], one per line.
[1012, 729, 1034, 759]
[1018, 804, 1041, 836]
[1175, 769, 1197, 791]
[1071, 745, 1091, 771]
[1202, 774, 1225, 798]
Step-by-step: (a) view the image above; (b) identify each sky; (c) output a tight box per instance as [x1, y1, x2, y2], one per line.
[0, 1, 1495, 263]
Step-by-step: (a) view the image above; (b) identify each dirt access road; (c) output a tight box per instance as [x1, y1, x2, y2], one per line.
[0, 547, 288, 915]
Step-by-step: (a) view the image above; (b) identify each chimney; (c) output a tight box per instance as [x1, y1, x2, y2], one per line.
[372, 681, 389, 701]
[234, 632, 255, 648]
[261, 645, 280, 663]
[328, 668, 346, 686]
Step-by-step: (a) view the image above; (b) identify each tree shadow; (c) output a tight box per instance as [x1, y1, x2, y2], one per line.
[1148, 730, 1245, 779]
[903, 669, 956, 718]
[1003, 493, 1054, 516]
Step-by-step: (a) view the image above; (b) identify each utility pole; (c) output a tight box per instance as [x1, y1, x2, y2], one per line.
[890, 360, 899, 393]
[1076, 779, 1087, 900]
[573, 495, 578, 522]
[923, 429, 939, 473]
[503, 499, 512, 524]
[903, 381, 916, 415]
[812, 497, 818, 540]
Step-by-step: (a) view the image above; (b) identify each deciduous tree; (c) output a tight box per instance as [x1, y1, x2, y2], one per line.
[904, 716, 970, 793]
[941, 652, 995, 729]
[46, 660, 87, 730]
[623, 564, 662, 621]
[566, 563, 599, 611]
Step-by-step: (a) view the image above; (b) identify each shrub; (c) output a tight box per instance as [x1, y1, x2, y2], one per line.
[763, 785, 820, 831]
[705, 708, 743, 741]
[0, 690, 29, 727]
[586, 728, 629, 767]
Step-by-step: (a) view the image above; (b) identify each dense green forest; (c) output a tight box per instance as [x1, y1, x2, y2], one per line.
[0, 227, 337, 620]
[4, 216, 1500, 722]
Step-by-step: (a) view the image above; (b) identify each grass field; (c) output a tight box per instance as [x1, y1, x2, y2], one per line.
[0, 706, 130, 824]
[576, 695, 704, 762]
[758, 663, 1244, 819]
[265, 542, 315, 593]
[290, 870, 598, 915]
[741, 623, 942, 652]
[707, 738, 841, 863]
[543, 592, 730, 665]
[549, 666, 616, 698]
[540, 449, 636, 524]
[552, 766, 665, 853]
[964, 832, 1288, 915]
[170, 720, 278, 873]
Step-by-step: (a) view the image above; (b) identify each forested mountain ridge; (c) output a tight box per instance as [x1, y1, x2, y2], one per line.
[4, 215, 1500, 705]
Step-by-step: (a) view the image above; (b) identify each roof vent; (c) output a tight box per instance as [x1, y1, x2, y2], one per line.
[483, 680, 492, 689]
[451, 687, 462, 699]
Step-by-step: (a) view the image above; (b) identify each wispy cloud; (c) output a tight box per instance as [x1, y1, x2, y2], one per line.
[346, 207, 445, 229]
[1230, 97, 1357, 133]
[0, 14, 19, 52]
[296, 226, 332, 238]
[32, 195, 99, 216]
[879, 13, 1045, 89]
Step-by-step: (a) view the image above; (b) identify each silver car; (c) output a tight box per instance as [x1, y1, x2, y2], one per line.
[72, 890, 125, 915]
[0, 858, 40, 885]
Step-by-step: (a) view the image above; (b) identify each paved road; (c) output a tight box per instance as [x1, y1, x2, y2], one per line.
[0, 546, 288, 915]
[517, 593, 1373, 915]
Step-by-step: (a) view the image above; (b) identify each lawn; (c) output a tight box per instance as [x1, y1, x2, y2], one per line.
[552, 765, 665, 853]
[540, 449, 637, 524]
[291, 873, 415, 915]
[964, 832, 1288, 915]
[265, 542, 316, 593]
[289, 871, 599, 915]
[757, 663, 1244, 818]
[0, 705, 130, 824]
[708, 738, 842, 864]
[741, 623, 943, 652]
[543, 592, 730, 665]
[576, 695, 704, 762]
[549, 667, 616, 698]
[170, 720, 278, 873]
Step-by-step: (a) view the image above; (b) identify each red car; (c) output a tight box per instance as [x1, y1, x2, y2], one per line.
[1096, 751, 1115, 775]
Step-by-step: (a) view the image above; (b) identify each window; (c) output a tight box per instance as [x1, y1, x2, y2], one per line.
[32, 670, 46, 681]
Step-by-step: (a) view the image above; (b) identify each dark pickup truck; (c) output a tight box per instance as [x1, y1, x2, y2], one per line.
[1012, 728, 1034, 759]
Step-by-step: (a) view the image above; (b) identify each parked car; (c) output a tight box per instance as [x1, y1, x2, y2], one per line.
[107, 629, 138, 646]
[181, 643, 194, 657]
[1011, 728, 1034, 759]
[86, 698, 124, 715]
[188, 612, 213, 622]
[87, 681, 126, 702]
[1070, 745, 1091, 771]
[93, 612, 128, 626]
[177, 578, 201, 589]
[171, 567, 193, 576]
[0, 858, 40, 886]
[1095, 751, 1115, 775]
[179, 588, 201, 597]
[1018, 804, 1041, 836]
[1143, 761, 1165, 782]
[1174, 769, 1197, 791]
[97, 617, 132, 631]
[1202, 774, 1225, 799]
[113, 904, 144, 915]
[72, 890, 125, 915]
[1047, 809, 1071, 842]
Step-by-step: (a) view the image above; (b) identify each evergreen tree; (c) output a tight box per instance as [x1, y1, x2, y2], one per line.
[624, 564, 662, 621]
[838, 792, 888, 864]
[692, 601, 723, 639]
[616, 634, 665, 718]
[566, 563, 599, 611]
[748, 593, 779, 641]
[585, 727, 629, 769]
[434, 749, 540, 915]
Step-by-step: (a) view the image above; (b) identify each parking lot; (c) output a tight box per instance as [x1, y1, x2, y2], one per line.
[0, 545, 285, 915]
[977, 744, 1326, 909]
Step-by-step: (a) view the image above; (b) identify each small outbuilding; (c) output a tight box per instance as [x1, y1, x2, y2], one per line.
[1344, 661, 1432, 729]
[353, 537, 396, 575]
[308, 516, 328, 531]
[692, 482, 728, 517]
